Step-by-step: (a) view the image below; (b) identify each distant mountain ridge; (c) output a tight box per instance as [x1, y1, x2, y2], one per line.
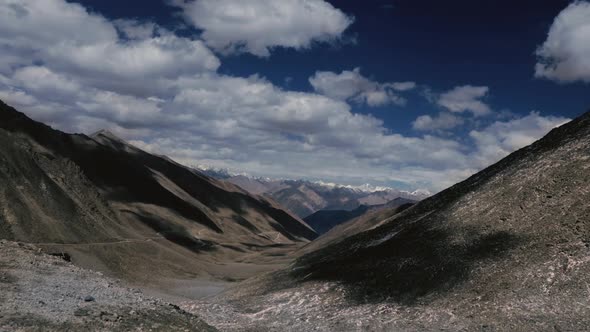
[197, 167, 430, 218]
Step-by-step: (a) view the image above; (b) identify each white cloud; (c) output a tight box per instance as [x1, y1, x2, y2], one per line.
[166, 73, 464, 168]
[0, 0, 220, 85]
[437, 85, 492, 116]
[0, 0, 116, 47]
[114, 19, 158, 40]
[0, 88, 37, 107]
[53, 35, 219, 79]
[4, 65, 164, 128]
[77, 91, 163, 127]
[390, 82, 417, 91]
[469, 111, 569, 168]
[13, 66, 81, 96]
[309, 68, 412, 107]
[171, 0, 354, 57]
[535, 1, 590, 83]
[413, 112, 464, 131]
[0, 0, 571, 193]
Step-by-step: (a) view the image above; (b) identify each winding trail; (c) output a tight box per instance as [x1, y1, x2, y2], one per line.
[25, 236, 167, 247]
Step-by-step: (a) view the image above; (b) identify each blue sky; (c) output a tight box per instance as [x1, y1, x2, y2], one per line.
[0, 0, 588, 191]
[74, 0, 590, 127]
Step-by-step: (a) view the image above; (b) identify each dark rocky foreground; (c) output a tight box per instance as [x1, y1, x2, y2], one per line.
[0, 240, 216, 332]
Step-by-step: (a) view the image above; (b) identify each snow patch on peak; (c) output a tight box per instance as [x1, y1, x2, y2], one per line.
[312, 181, 395, 193]
[193, 164, 432, 197]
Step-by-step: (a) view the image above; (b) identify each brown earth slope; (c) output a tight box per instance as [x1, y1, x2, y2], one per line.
[190, 109, 590, 331]
[0, 99, 316, 290]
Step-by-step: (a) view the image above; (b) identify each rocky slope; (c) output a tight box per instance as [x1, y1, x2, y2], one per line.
[189, 109, 590, 331]
[0, 240, 216, 331]
[0, 99, 316, 288]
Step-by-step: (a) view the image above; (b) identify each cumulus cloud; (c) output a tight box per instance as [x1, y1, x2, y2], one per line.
[0, 0, 220, 83]
[113, 19, 158, 40]
[3, 65, 164, 128]
[0, 0, 570, 192]
[0, 88, 37, 107]
[170, 0, 353, 57]
[309, 68, 413, 107]
[13, 66, 81, 96]
[437, 85, 492, 116]
[535, 1, 590, 83]
[413, 112, 464, 131]
[165, 73, 467, 169]
[469, 111, 569, 168]
[390, 81, 417, 91]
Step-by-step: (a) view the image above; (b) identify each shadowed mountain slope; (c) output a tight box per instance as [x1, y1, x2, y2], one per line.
[211, 109, 590, 331]
[304, 205, 372, 235]
[303, 197, 416, 235]
[298, 198, 415, 256]
[0, 100, 316, 285]
[293, 109, 590, 302]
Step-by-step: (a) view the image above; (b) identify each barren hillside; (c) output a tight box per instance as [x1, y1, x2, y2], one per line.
[190, 109, 590, 331]
[0, 100, 316, 291]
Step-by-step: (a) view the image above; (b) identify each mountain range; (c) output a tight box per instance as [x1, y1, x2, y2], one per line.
[199, 169, 430, 218]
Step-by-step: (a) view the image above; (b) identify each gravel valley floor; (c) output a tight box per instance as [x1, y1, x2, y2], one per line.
[0, 240, 217, 332]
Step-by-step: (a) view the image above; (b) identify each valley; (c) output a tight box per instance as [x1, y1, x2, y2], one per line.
[1, 98, 590, 331]
[0, 99, 316, 298]
[2, 0, 590, 330]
